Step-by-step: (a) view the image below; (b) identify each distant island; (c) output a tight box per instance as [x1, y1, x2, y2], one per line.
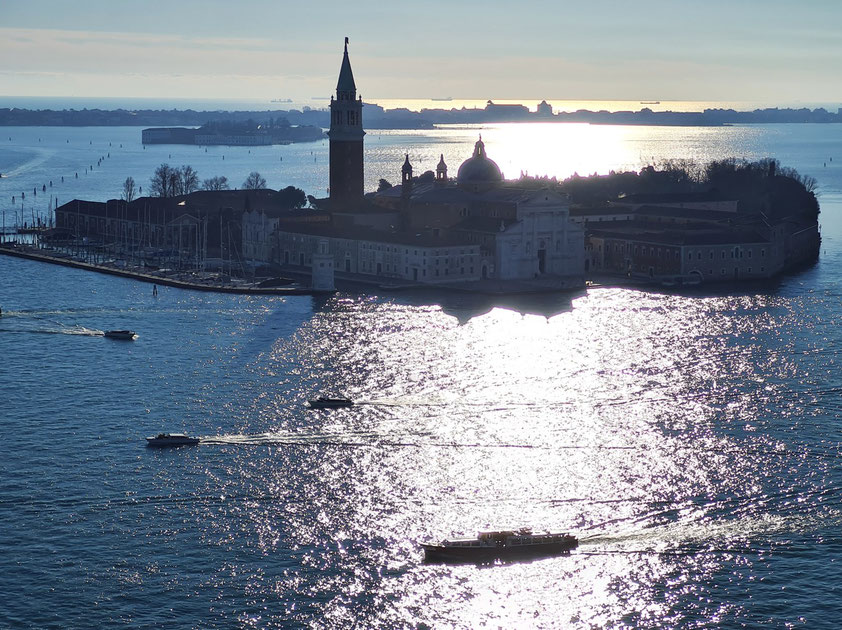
[142, 118, 324, 146]
[1, 102, 841, 128]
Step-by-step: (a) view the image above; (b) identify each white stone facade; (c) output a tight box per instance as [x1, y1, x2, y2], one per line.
[494, 191, 585, 281]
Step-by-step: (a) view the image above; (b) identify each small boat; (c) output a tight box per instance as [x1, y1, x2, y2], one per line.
[104, 330, 137, 340]
[146, 433, 200, 447]
[422, 528, 578, 563]
[307, 396, 354, 409]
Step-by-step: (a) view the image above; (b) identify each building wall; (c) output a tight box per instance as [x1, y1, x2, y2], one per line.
[588, 235, 783, 281]
[275, 229, 480, 284]
[681, 243, 782, 280]
[242, 210, 279, 264]
[613, 200, 739, 212]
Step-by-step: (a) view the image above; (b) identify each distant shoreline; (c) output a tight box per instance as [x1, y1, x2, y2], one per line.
[1, 104, 840, 129]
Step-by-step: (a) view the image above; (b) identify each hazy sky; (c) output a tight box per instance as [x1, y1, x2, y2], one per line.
[2, 0, 841, 104]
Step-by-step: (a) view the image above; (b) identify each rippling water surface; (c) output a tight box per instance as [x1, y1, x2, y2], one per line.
[2, 124, 842, 628]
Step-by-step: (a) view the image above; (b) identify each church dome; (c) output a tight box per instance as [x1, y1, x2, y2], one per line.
[457, 137, 502, 185]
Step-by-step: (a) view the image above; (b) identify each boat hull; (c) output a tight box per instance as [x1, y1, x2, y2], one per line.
[104, 330, 137, 340]
[307, 399, 354, 409]
[422, 537, 577, 563]
[146, 435, 199, 447]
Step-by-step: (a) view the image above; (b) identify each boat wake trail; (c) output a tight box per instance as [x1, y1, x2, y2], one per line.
[0, 324, 104, 337]
[0, 146, 56, 177]
[38, 325, 104, 337]
[577, 506, 842, 556]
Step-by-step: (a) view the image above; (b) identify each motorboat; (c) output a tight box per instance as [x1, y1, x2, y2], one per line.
[422, 528, 577, 563]
[146, 433, 200, 447]
[307, 396, 354, 409]
[104, 330, 137, 340]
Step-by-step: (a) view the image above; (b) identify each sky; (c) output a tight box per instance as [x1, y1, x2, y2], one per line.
[1, 0, 841, 106]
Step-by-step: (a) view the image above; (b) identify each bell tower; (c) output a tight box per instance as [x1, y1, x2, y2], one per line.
[329, 37, 365, 207]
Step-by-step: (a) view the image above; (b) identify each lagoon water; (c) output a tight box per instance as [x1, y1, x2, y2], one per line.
[2, 122, 842, 628]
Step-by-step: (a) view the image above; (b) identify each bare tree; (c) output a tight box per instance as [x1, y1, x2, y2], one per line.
[180, 165, 200, 194]
[203, 176, 230, 191]
[122, 176, 137, 202]
[242, 171, 266, 189]
[167, 170, 182, 197]
[150, 163, 175, 197]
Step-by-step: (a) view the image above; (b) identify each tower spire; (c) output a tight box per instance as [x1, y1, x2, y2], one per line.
[329, 38, 365, 207]
[336, 37, 357, 97]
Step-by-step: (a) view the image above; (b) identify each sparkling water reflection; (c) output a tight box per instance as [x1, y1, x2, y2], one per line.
[2, 124, 842, 627]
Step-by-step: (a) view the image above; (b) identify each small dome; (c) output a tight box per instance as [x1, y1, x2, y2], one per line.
[457, 137, 502, 185]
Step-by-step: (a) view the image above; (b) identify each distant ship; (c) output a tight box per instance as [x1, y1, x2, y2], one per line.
[270, 98, 293, 103]
[640, 101, 661, 105]
[431, 97, 453, 102]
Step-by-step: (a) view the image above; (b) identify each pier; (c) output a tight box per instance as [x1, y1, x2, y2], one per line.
[0, 242, 332, 296]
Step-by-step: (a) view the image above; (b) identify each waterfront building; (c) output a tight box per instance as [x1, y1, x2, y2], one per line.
[271, 41, 586, 289]
[575, 196, 819, 282]
[55, 190, 312, 271]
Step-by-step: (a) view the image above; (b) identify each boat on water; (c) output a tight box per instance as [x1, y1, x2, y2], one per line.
[422, 528, 578, 563]
[307, 396, 354, 409]
[104, 330, 137, 340]
[146, 433, 200, 447]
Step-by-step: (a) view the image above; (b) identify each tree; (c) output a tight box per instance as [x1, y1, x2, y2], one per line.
[417, 170, 435, 184]
[180, 165, 200, 194]
[243, 171, 266, 189]
[122, 176, 136, 202]
[150, 163, 175, 197]
[203, 176, 230, 191]
[168, 170, 182, 196]
[277, 185, 306, 209]
[377, 178, 393, 192]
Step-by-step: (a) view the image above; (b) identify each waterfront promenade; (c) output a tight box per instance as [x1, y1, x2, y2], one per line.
[0, 242, 332, 296]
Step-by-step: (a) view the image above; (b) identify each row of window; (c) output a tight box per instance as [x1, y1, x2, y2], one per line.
[600, 242, 769, 261]
[687, 248, 765, 260]
[360, 243, 474, 257]
[355, 262, 477, 278]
